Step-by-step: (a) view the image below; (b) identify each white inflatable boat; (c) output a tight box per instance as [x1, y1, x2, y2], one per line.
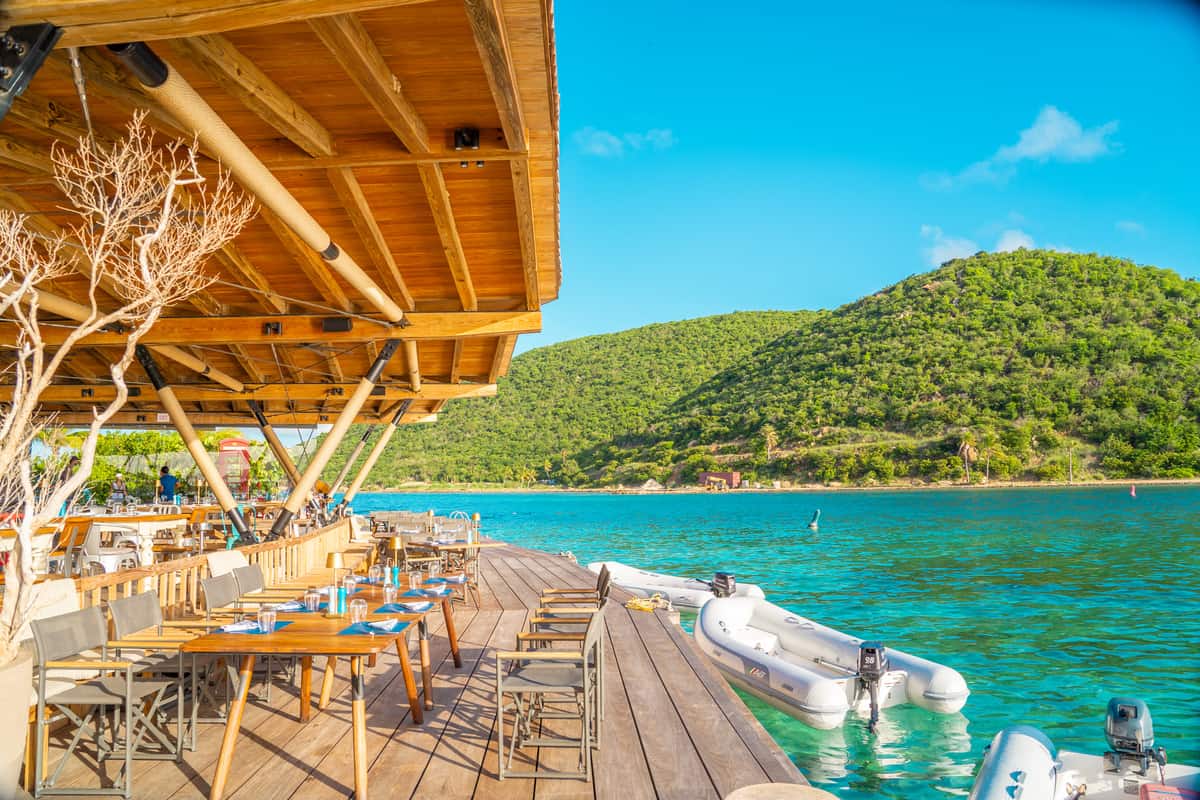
[971, 700, 1200, 800]
[694, 595, 969, 730]
[586, 560, 764, 610]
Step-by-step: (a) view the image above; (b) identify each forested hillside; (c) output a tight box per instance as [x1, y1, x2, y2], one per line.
[327, 250, 1200, 488]
[324, 311, 811, 485]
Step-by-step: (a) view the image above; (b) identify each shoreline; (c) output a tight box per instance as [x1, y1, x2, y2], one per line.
[355, 476, 1200, 495]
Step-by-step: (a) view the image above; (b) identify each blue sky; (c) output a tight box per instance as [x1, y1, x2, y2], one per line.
[518, 0, 1200, 352]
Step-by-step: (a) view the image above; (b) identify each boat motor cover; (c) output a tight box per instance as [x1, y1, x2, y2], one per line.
[1107, 697, 1155, 754]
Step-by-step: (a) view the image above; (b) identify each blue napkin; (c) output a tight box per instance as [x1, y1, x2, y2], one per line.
[375, 601, 434, 614]
[339, 619, 410, 636]
[217, 620, 293, 634]
[403, 586, 452, 599]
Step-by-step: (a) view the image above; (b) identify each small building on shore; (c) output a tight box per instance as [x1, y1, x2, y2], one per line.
[699, 471, 741, 490]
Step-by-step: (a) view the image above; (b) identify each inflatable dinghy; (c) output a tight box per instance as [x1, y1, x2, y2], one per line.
[970, 699, 1200, 800]
[694, 595, 969, 730]
[586, 560, 764, 610]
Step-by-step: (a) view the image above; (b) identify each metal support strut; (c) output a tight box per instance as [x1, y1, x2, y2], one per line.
[329, 427, 375, 498]
[269, 340, 400, 538]
[247, 400, 303, 487]
[136, 346, 251, 541]
[335, 400, 412, 515]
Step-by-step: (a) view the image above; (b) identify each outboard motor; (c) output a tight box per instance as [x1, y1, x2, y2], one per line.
[858, 641, 888, 733]
[711, 572, 737, 598]
[1104, 697, 1167, 780]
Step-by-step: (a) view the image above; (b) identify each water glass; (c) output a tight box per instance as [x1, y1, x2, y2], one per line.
[428, 561, 441, 579]
[343, 575, 358, 595]
[257, 605, 277, 634]
[407, 569, 422, 589]
[383, 583, 398, 606]
[303, 589, 321, 613]
[368, 564, 383, 584]
[349, 598, 368, 625]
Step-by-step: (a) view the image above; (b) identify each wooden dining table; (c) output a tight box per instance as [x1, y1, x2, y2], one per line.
[181, 582, 461, 800]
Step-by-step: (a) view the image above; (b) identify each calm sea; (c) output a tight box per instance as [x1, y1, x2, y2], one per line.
[350, 486, 1200, 799]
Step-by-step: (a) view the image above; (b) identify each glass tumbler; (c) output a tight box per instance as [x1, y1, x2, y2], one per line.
[349, 598, 368, 625]
[383, 583, 398, 606]
[303, 589, 321, 613]
[343, 575, 358, 595]
[407, 570, 422, 590]
[368, 564, 383, 584]
[257, 605, 277, 634]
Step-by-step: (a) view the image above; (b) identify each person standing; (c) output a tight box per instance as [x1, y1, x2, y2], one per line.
[111, 473, 128, 504]
[156, 465, 178, 503]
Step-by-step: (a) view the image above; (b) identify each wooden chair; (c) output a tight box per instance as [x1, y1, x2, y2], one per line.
[496, 603, 605, 781]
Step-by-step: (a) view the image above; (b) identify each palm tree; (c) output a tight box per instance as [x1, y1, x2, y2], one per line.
[957, 430, 978, 483]
[762, 425, 779, 462]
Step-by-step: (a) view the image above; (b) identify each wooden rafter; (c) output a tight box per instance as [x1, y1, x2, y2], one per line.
[258, 206, 353, 313]
[488, 334, 516, 383]
[417, 163, 477, 311]
[308, 14, 429, 153]
[0, 134, 54, 174]
[2, 90, 123, 145]
[229, 344, 266, 384]
[464, 0, 527, 152]
[310, 14, 477, 311]
[326, 167, 414, 309]
[449, 339, 463, 383]
[510, 159, 540, 311]
[47, 410, 439, 426]
[3, 0, 438, 48]
[170, 33, 336, 159]
[0, 311, 541, 347]
[3, 382, 496, 403]
[213, 246, 287, 314]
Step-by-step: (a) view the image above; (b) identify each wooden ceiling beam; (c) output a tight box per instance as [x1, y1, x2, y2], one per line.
[213, 245, 288, 314]
[4, 0, 437, 48]
[2, 90, 123, 145]
[309, 14, 477, 311]
[417, 163, 477, 311]
[43, 410, 439, 427]
[487, 334, 516, 383]
[307, 14, 429, 154]
[449, 339, 463, 383]
[326, 167, 414, 310]
[258, 206, 353, 313]
[0, 134, 54, 174]
[229, 344, 267, 384]
[464, 0, 527, 152]
[170, 33, 336, 159]
[12, 382, 496, 403]
[0, 311, 540, 347]
[510, 159, 540, 311]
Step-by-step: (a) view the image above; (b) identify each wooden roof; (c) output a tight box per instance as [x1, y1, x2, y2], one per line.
[0, 0, 559, 427]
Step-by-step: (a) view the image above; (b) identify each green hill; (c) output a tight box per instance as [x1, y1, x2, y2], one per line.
[327, 250, 1200, 489]
[324, 311, 812, 485]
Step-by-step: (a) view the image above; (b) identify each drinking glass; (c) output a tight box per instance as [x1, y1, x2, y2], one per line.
[343, 575, 358, 595]
[303, 589, 321, 613]
[257, 605, 277, 634]
[349, 598, 368, 625]
[383, 584, 398, 606]
[368, 564, 383, 584]
[428, 561, 441, 579]
[407, 570, 422, 590]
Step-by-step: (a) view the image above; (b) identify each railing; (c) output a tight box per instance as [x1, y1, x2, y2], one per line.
[74, 518, 353, 617]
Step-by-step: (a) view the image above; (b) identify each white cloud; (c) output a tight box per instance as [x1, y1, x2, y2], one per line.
[1115, 220, 1145, 234]
[996, 229, 1035, 252]
[923, 105, 1119, 190]
[574, 126, 676, 157]
[921, 224, 978, 266]
[574, 127, 626, 157]
[1045, 243, 1074, 253]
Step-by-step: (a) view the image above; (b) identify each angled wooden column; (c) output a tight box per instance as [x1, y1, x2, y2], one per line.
[329, 427, 375, 497]
[336, 400, 411, 513]
[247, 400, 302, 487]
[269, 340, 400, 537]
[136, 346, 251, 541]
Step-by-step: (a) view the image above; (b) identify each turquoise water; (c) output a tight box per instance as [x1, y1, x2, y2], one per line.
[350, 487, 1200, 798]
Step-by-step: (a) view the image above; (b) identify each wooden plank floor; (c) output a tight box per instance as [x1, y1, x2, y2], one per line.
[45, 543, 805, 799]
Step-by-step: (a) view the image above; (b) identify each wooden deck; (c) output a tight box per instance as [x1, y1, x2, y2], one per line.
[48, 544, 805, 799]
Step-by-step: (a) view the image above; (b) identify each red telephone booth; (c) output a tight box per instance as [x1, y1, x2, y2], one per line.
[216, 438, 251, 499]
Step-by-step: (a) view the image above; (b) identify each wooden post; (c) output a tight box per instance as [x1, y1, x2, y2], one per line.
[336, 400, 411, 513]
[269, 340, 400, 537]
[329, 427, 375, 496]
[136, 346, 251, 541]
